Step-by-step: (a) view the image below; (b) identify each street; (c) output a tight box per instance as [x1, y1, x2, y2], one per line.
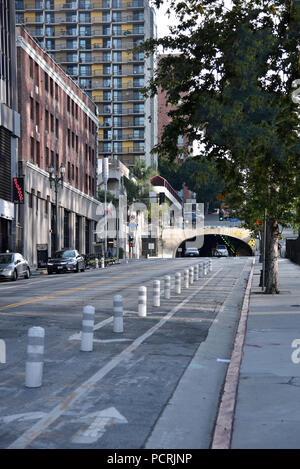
[0, 257, 253, 449]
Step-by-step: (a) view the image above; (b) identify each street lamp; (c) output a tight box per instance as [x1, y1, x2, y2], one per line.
[48, 164, 65, 253]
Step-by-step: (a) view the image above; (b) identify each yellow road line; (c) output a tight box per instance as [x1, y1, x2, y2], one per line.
[0, 261, 189, 312]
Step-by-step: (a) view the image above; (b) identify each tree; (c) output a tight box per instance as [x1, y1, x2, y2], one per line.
[123, 159, 157, 204]
[142, 0, 300, 293]
[159, 156, 225, 210]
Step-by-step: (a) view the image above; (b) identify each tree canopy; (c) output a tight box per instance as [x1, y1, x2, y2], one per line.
[159, 157, 225, 209]
[142, 0, 300, 292]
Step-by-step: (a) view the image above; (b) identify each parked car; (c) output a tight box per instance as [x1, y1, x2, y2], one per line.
[184, 247, 199, 257]
[47, 249, 85, 274]
[0, 252, 30, 281]
[213, 245, 229, 257]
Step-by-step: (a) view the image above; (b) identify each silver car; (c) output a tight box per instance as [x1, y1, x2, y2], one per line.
[0, 253, 31, 281]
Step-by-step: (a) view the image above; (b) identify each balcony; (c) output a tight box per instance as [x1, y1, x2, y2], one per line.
[17, 1, 44, 9]
[113, 108, 144, 115]
[112, 145, 145, 154]
[54, 29, 78, 37]
[48, 2, 78, 10]
[79, 1, 110, 8]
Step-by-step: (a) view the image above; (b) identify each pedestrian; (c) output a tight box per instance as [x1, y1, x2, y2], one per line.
[278, 242, 282, 257]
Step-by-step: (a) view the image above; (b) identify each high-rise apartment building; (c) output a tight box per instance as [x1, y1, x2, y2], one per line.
[16, 0, 158, 169]
[0, 1, 21, 253]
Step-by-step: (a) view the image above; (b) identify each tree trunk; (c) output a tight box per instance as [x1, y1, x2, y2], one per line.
[264, 219, 280, 294]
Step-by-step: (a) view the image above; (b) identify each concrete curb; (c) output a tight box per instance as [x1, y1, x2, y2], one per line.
[211, 258, 255, 449]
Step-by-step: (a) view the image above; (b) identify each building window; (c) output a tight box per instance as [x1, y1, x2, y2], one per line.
[35, 62, 39, 87]
[64, 210, 70, 249]
[76, 167, 79, 187]
[30, 98, 34, 121]
[50, 114, 54, 132]
[55, 118, 59, 138]
[30, 137, 35, 162]
[68, 129, 71, 147]
[45, 147, 49, 168]
[29, 57, 33, 79]
[36, 141, 40, 166]
[45, 196, 49, 216]
[36, 102, 40, 128]
[45, 110, 49, 132]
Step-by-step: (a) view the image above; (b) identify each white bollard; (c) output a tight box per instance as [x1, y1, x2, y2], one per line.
[189, 266, 194, 284]
[194, 265, 198, 281]
[25, 326, 45, 388]
[153, 280, 160, 307]
[113, 295, 123, 333]
[95, 258, 99, 269]
[101, 257, 105, 269]
[175, 272, 181, 294]
[138, 286, 147, 317]
[204, 262, 207, 276]
[209, 259, 212, 272]
[81, 305, 95, 352]
[199, 263, 203, 278]
[184, 269, 189, 288]
[164, 275, 171, 299]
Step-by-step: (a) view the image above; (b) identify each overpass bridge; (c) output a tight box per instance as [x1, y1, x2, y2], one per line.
[160, 214, 256, 258]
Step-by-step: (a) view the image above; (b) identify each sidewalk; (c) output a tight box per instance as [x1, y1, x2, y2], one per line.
[231, 257, 300, 448]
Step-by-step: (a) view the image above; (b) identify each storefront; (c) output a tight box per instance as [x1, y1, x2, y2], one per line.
[0, 199, 14, 253]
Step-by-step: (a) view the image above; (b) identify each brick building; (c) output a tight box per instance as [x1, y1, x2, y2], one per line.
[16, 26, 100, 267]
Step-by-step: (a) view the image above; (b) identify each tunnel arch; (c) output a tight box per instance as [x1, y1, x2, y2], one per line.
[175, 234, 254, 257]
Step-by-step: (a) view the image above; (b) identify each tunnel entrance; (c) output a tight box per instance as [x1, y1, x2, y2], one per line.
[176, 234, 253, 257]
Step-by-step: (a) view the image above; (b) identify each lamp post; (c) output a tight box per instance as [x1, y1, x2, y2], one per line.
[48, 164, 65, 253]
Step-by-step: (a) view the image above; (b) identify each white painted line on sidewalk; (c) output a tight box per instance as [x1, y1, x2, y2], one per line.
[8, 267, 223, 449]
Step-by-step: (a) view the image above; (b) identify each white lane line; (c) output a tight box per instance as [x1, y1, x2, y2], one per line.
[8, 267, 223, 449]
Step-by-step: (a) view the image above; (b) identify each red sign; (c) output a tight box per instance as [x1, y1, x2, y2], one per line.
[12, 177, 24, 204]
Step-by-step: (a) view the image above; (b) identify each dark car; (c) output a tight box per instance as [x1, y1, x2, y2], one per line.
[0, 252, 30, 281]
[47, 249, 85, 274]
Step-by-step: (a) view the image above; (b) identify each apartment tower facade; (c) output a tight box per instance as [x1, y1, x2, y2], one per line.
[16, 0, 158, 170]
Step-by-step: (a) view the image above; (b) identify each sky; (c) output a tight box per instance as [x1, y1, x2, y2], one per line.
[155, 3, 177, 39]
[154, 0, 234, 39]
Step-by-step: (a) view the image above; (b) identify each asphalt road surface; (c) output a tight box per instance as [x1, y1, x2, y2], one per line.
[0, 257, 252, 449]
